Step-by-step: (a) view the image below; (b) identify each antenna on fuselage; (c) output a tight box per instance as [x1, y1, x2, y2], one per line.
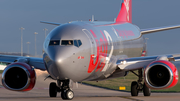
[92, 15, 94, 22]
[89, 15, 97, 22]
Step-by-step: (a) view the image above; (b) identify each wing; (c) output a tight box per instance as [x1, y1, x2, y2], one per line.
[116, 54, 180, 71]
[141, 24, 180, 34]
[0, 54, 46, 70]
[40, 21, 61, 26]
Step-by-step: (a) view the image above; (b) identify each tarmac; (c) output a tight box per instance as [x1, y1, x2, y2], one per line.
[0, 70, 180, 101]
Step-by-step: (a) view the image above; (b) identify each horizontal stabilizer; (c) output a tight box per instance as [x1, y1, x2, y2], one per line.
[141, 24, 180, 34]
[40, 21, 61, 26]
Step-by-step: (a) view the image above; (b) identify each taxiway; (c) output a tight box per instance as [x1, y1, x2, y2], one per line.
[0, 71, 180, 101]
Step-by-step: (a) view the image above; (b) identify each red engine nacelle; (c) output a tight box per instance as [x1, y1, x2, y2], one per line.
[2, 62, 36, 91]
[144, 60, 178, 89]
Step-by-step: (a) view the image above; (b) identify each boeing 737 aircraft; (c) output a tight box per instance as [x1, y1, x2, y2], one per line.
[1, 0, 180, 100]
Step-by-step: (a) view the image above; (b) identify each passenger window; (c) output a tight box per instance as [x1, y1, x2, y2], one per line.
[61, 40, 73, 45]
[49, 40, 60, 45]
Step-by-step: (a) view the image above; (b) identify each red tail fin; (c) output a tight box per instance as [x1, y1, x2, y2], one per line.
[116, 0, 132, 23]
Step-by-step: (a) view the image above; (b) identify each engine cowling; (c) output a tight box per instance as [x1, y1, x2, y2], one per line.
[144, 60, 178, 89]
[2, 62, 36, 91]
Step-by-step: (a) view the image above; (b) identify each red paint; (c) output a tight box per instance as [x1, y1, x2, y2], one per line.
[116, 0, 132, 23]
[88, 30, 108, 73]
[116, 29, 134, 38]
[99, 31, 108, 72]
[78, 56, 84, 59]
[87, 38, 100, 73]
[141, 51, 146, 57]
[145, 60, 178, 89]
[95, 30, 108, 72]
[90, 29, 97, 38]
[157, 60, 178, 89]
[100, 30, 108, 53]
[4, 62, 36, 91]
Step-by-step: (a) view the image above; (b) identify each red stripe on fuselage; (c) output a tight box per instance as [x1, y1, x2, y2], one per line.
[88, 30, 108, 73]
[87, 30, 100, 73]
[90, 29, 97, 38]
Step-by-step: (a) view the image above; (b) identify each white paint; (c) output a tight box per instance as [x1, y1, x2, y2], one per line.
[102, 30, 114, 72]
[112, 27, 121, 38]
[124, 0, 130, 21]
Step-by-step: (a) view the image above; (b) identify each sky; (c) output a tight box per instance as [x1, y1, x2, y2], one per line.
[0, 0, 180, 56]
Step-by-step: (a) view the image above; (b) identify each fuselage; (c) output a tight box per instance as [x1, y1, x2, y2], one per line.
[43, 21, 146, 82]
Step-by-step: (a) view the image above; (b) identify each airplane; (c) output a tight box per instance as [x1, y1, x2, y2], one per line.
[1, 0, 180, 100]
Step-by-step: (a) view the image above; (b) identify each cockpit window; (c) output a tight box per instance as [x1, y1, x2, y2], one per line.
[60, 40, 82, 47]
[74, 40, 82, 47]
[61, 40, 73, 45]
[74, 40, 78, 47]
[49, 40, 60, 45]
[78, 40, 82, 46]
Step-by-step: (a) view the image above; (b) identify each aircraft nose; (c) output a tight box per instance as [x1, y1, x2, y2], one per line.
[47, 46, 68, 67]
[47, 46, 75, 79]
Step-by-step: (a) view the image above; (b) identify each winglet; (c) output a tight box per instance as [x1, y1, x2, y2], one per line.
[116, 0, 132, 23]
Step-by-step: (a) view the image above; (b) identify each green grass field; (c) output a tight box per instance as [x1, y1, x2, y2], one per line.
[83, 71, 180, 92]
[0, 70, 3, 74]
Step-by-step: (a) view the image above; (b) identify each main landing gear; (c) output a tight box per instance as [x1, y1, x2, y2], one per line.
[49, 79, 74, 100]
[130, 69, 151, 96]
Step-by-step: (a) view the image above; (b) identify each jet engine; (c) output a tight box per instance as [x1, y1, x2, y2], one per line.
[144, 60, 178, 89]
[2, 62, 36, 91]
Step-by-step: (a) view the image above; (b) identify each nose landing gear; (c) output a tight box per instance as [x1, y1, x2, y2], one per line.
[49, 79, 74, 100]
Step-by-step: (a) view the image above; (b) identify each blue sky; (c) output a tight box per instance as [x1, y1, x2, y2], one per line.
[0, 0, 180, 56]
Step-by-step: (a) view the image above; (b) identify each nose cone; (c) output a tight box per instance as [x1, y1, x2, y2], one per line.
[47, 46, 74, 79]
[44, 23, 92, 81]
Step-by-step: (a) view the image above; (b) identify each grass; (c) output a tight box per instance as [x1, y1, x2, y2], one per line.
[0, 70, 3, 74]
[83, 71, 180, 92]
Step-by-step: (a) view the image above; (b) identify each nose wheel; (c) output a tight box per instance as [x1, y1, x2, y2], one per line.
[49, 79, 74, 100]
[61, 89, 74, 100]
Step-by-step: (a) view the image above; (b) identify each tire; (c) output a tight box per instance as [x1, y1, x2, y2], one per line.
[131, 81, 139, 96]
[61, 90, 67, 100]
[66, 90, 74, 100]
[143, 83, 151, 96]
[49, 82, 57, 97]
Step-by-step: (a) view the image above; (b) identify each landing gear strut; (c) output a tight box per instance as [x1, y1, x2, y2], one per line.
[130, 69, 151, 96]
[49, 79, 74, 100]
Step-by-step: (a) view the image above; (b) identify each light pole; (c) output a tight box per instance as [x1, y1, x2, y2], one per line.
[43, 28, 48, 39]
[145, 38, 149, 45]
[27, 42, 30, 54]
[34, 32, 38, 56]
[20, 27, 25, 56]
